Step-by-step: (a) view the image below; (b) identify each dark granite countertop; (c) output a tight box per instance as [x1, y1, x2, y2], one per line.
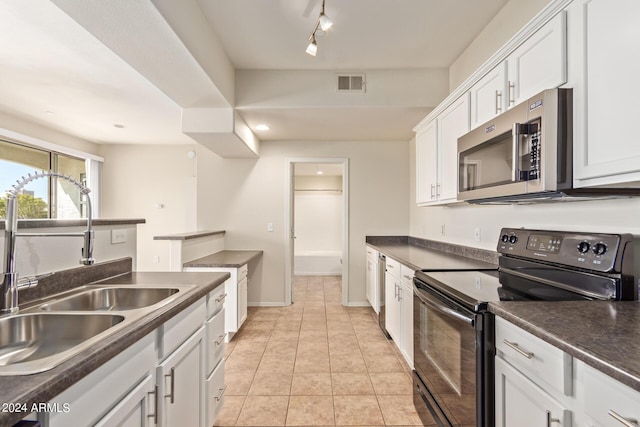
[490, 301, 640, 392]
[0, 271, 229, 427]
[0, 218, 145, 230]
[153, 230, 226, 240]
[366, 236, 498, 272]
[184, 250, 263, 268]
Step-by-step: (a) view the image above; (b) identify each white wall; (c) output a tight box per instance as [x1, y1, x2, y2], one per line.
[449, 0, 552, 90]
[409, 137, 640, 251]
[294, 193, 343, 254]
[99, 144, 198, 271]
[196, 140, 410, 306]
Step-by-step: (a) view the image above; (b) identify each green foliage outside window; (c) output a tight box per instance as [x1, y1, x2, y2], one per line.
[0, 194, 48, 219]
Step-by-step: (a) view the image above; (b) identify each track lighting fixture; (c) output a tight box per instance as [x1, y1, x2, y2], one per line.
[306, 0, 332, 56]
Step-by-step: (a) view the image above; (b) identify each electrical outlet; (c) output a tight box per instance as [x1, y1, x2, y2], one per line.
[111, 229, 127, 244]
[474, 227, 481, 242]
[153, 255, 160, 264]
[267, 222, 274, 232]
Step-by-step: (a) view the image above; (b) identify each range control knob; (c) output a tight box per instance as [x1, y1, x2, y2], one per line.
[593, 243, 608, 256]
[509, 235, 518, 244]
[577, 241, 590, 254]
[501, 234, 510, 243]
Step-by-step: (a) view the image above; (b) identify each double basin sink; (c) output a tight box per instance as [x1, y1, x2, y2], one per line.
[0, 284, 195, 375]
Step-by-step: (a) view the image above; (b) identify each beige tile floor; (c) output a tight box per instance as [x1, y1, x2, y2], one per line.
[214, 275, 426, 427]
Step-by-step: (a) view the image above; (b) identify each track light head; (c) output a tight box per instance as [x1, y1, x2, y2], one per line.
[306, 36, 318, 56]
[319, 13, 333, 31]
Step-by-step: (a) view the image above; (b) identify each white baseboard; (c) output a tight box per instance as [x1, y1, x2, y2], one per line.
[345, 301, 371, 307]
[248, 302, 287, 307]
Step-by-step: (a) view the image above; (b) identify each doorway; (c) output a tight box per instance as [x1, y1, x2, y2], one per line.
[284, 158, 349, 306]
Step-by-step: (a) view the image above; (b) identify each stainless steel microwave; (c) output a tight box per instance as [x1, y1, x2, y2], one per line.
[457, 88, 573, 203]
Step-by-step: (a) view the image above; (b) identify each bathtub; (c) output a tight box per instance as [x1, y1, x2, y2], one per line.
[294, 251, 342, 275]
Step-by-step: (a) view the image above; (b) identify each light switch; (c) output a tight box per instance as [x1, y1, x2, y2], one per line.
[267, 223, 274, 232]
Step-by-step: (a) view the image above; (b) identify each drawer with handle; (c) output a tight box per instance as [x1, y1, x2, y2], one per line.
[495, 317, 572, 397]
[582, 360, 640, 427]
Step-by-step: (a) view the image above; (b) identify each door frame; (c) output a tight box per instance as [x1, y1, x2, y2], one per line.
[284, 157, 350, 306]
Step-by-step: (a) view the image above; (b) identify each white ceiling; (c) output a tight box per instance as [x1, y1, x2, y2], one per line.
[0, 0, 509, 147]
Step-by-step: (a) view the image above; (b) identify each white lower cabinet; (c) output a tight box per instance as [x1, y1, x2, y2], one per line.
[184, 264, 248, 341]
[365, 246, 379, 313]
[577, 359, 640, 427]
[158, 327, 204, 427]
[40, 287, 226, 427]
[94, 374, 157, 427]
[44, 333, 157, 427]
[383, 257, 414, 369]
[496, 316, 640, 427]
[496, 357, 572, 427]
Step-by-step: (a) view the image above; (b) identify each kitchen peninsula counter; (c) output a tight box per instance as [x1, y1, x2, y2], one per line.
[184, 250, 263, 268]
[0, 267, 229, 427]
[490, 300, 640, 393]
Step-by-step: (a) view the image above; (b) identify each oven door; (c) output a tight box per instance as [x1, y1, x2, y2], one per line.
[413, 280, 483, 427]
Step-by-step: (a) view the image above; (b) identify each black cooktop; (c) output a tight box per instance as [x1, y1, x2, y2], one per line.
[415, 269, 593, 312]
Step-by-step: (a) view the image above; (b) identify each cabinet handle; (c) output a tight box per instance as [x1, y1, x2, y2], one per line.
[215, 333, 227, 346]
[502, 339, 534, 359]
[403, 274, 412, 281]
[508, 81, 515, 105]
[147, 384, 158, 424]
[215, 293, 228, 303]
[608, 410, 639, 426]
[546, 410, 560, 426]
[165, 367, 175, 404]
[398, 287, 402, 301]
[215, 384, 228, 402]
[436, 184, 441, 197]
[394, 284, 398, 299]
[495, 90, 502, 114]
[430, 184, 435, 199]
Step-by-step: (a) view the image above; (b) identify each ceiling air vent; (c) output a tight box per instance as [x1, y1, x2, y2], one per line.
[336, 74, 366, 93]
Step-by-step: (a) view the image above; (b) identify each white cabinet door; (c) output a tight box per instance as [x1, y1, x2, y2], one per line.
[238, 277, 248, 327]
[158, 327, 204, 427]
[384, 271, 401, 343]
[95, 374, 156, 427]
[507, 12, 567, 107]
[470, 62, 508, 128]
[568, 0, 640, 187]
[365, 248, 379, 313]
[415, 120, 438, 205]
[496, 357, 572, 427]
[399, 279, 414, 369]
[438, 93, 470, 202]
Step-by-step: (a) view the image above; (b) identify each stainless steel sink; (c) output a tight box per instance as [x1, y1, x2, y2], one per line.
[0, 313, 124, 375]
[40, 287, 180, 312]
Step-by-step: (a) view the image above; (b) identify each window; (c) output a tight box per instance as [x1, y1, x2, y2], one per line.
[0, 139, 89, 219]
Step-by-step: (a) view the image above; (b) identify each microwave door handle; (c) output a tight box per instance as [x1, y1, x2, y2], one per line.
[414, 285, 475, 326]
[512, 123, 521, 182]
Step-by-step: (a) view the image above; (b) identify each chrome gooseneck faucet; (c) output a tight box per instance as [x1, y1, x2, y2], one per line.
[1, 171, 95, 314]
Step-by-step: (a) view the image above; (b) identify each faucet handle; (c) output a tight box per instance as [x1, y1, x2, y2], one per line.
[16, 272, 55, 291]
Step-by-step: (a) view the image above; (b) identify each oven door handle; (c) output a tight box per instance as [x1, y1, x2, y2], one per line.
[414, 285, 475, 326]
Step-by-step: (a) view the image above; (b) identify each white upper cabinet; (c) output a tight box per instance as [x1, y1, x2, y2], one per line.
[506, 12, 567, 107]
[470, 63, 508, 129]
[415, 120, 438, 205]
[568, 0, 640, 187]
[438, 93, 470, 202]
[415, 94, 469, 206]
[469, 13, 566, 130]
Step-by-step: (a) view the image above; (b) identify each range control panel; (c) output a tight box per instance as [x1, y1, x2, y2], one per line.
[497, 228, 631, 273]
